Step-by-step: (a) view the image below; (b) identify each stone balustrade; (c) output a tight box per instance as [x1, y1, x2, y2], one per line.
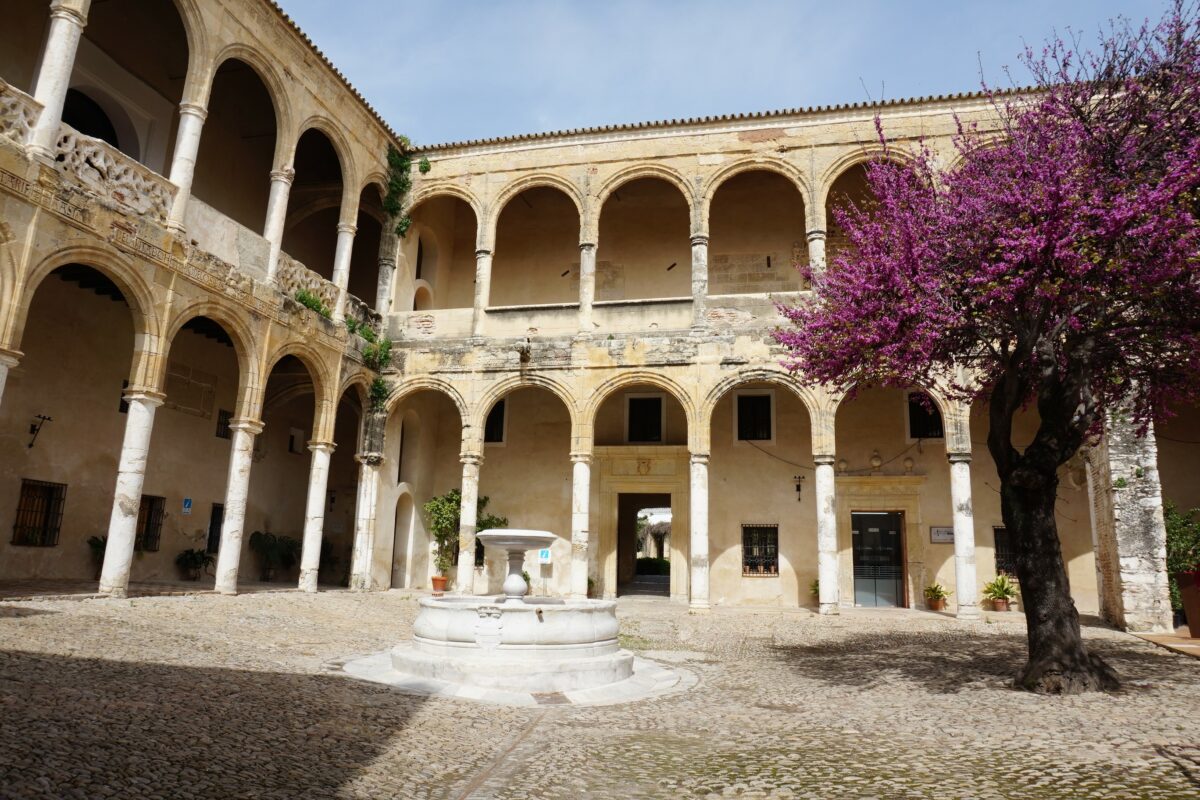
[53, 125, 177, 224]
[276, 253, 339, 315]
[0, 81, 40, 147]
[344, 293, 382, 339]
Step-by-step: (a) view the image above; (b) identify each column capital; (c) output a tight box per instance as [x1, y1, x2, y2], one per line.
[122, 388, 166, 407]
[690, 452, 710, 466]
[49, 5, 87, 27]
[0, 348, 22, 369]
[378, 256, 396, 269]
[229, 418, 265, 435]
[307, 440, 336, 454]
[947, 451, 972, 464]
[690, 234, 709, 247]
[269, 168, 295, 185]
[178, 102, 208, 121]
[460, 453, 483, 467]
[806, 229, 827, 242]
[570, 451, 592, 464]
[355, 452, 384, 467]
[813, 453, 837, 466]
[475, 248, 492, 258]
[337, 222, 357, 236]
[579, 241, 597, 252]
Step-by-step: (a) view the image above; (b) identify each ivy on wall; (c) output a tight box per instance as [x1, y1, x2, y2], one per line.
[384, 140, 415, 238]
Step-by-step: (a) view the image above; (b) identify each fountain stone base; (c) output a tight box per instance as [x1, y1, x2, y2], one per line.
[390, 595, 633, 693]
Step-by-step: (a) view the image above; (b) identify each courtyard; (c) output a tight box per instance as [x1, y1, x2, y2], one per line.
[0, 590, 1197, 799]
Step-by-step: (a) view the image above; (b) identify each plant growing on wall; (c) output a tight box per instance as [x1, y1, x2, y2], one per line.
[418, 155, 431, 174]
[294, 288, 331, 319]
[369, 377, 389, 411]
[384, 142, 414, 238]
[362, 339, 392, 372]
[775, 5, 1200, 693]
[422, 489, 508, 577]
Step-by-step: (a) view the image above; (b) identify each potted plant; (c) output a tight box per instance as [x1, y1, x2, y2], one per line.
[248, 531, 301, 582]
[809, 579, 820, 602]
[983, 574, 1019, 612]
[423, 489, 508, 596]
[86, 535, 107, 581]
[1165, 502, 1200, 637]
[924, 583, 951, 611]
[175, 548, 213, 581]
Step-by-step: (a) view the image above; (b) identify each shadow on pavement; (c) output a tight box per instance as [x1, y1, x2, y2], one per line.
[0, 649, 422, 798]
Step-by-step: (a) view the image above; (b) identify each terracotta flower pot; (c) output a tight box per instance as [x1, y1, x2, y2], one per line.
[992, 598, 1009, 612]
[431, 575, 448, 596]
[1175, 571, 1200, 638]
[927, 598, 946, 612]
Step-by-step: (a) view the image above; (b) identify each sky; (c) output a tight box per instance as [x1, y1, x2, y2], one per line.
[277, 0, 1170, 146]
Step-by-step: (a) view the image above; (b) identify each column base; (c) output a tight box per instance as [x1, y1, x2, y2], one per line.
[818, 602, 839, 615]
[687, 602, 710, 614]
[299, 570, 319, 593]
[99, 587, 127, 599]
[955, 606, 982, 620]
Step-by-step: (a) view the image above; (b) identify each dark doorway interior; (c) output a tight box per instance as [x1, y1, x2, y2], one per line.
[851, 511, 906, 607]
[617, 492, 671, 597]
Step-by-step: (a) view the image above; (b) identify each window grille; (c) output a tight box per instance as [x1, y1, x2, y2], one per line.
[12, 479, 67, 547]
[484, 400, 505, 443]
[742, 524, 779, 576]
[737, 394, 772, 441]
[215, 409, 233, 439]
[907, 392, 944, 439]
[135, 495, 166, 552]
[993, 527, 1017, 576]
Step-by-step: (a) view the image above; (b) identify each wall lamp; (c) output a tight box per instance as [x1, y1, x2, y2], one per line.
[793, 474, 805, 502]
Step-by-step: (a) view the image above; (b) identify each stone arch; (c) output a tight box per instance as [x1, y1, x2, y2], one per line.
[292, 115, 357, 208]
[338, 368, 374, 408]
[9, 244, 163, 385]
[593, 164, 696, 241]
[159, 300, 261, 418]
[486, 173, 585, 249]
[384, 376, 468, 426]
[584, 370, 697, 447]
[701, 158, 812, 234]
[817, 146, 912, 212]
[206, 43, 294, 164]
[473, 373, 581, 436]
[408, 184, 484, 230]
[700, 368, 820, 432]
[411, 281, 434, 311]
[258, 340, 337, 439]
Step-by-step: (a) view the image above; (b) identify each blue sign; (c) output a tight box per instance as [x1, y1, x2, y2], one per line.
[182, 497, 193, 516]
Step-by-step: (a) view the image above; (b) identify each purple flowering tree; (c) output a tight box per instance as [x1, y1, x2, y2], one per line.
[776, 6, 1200, 693]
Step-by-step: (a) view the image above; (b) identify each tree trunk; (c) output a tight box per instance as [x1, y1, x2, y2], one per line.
[1001, 467, 1120, 694]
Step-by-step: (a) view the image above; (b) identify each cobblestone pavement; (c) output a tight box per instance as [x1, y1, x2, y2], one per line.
[1, 592, 1198, 799]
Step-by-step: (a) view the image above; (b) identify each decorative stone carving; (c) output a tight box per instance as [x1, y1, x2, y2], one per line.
[53, 127, 175, 222]
[0, 81, 40, 146]
[276, 253, 338, 311]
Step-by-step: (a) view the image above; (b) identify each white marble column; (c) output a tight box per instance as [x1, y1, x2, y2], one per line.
[0, 351, 20, 411]
[164, 102, 208, 233]
[570, 452, 592, 599]
[690, 235, 709, 331]
[297, 441, 335, 592]
[578, 242, 596, 333]
[948, 452, 980, 619]
[375, 250, 397, 316]
[455, 454, 482, 592]
[350, 455, 382, 590]
[213, 419, 264, 595]
[263, 168, 295, 279]
[28, 3, 88, 159]
[689, 453, 710, 610]
[98, 390, 164, 597]
[330, 222, 357, 323]
[814, 454, 840, 614]
[806, 230, 827, 274]
[471, 249, 493, 337]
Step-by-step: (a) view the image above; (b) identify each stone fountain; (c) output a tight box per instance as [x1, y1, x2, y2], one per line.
[387, 530, 634, 694]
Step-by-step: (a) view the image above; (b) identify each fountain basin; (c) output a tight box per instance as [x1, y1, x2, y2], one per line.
[390, 595, 634, 693]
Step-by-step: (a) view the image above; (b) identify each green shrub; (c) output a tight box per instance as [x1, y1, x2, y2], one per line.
[422, 490, 507, 577]
[635, 556, 670, 575]
[1166, 501, 1200, 611]
[982, 574, 1019, 601]
[369, 377, 389, 411]
[923, 583, 951, 600]
[363, 339, 392, 372]
[294, 289, 331, 319]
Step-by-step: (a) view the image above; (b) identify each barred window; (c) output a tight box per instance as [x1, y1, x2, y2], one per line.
[135, 495, 166, 552]
[215, 409, 233, 439]
[12, 479, 67, 547]
[742, 524, 779, 576]
[993, 527, 1017, 576]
